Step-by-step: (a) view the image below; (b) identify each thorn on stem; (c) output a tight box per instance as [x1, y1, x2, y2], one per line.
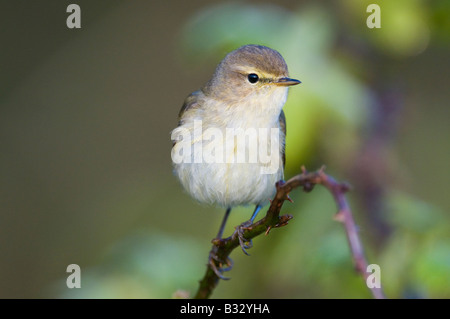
[274, 214, 293, 228]
[286, 195, 294, 203]
[333, 210, 346, 222]
[265, 215, 292, 235]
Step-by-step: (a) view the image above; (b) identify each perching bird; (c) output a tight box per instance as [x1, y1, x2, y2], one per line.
[171, 44, 300, 276]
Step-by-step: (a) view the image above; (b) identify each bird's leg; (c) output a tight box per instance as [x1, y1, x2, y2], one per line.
[215, 207, 231, 240]
[209, 207, 233, 279]
[233, 205, 262, 256]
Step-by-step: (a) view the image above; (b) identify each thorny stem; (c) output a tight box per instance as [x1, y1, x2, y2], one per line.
[193, 166, 386, 299]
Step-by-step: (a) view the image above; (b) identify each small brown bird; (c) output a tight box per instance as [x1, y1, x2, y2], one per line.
[171, 44, 300, 276]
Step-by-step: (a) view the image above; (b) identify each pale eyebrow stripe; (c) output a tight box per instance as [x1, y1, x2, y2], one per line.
[233, 68, 273, 84]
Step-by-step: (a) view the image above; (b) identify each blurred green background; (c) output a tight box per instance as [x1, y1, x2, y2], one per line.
[1, 0, 449, 298]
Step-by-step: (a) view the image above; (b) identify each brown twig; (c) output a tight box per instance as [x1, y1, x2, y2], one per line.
[193, 166, 385, 299]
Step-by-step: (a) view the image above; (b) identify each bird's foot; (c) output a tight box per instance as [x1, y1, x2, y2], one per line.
[232, 220, 254, 256]
[208, 244, 233, 280]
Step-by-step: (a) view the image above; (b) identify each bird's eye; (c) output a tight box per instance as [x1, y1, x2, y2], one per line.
[247, 73, 259, 84]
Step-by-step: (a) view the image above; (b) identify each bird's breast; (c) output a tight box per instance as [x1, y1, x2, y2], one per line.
[171, 87, 287, 207]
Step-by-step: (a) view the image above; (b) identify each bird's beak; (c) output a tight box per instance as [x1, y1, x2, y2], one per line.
[273, 77, 301, 87]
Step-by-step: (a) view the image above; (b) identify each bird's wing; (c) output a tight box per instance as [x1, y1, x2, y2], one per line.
[178, 90, 202, 123]
[279, 110, 286, 169]
[173, 90, 202, 147]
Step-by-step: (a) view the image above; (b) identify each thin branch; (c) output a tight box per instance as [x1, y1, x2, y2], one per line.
[193, 166, 385, 299]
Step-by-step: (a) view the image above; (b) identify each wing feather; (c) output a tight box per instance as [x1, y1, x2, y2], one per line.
[279, 110, 286, 169]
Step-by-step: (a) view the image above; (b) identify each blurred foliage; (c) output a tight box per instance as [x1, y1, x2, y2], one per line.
[58, 231, 204, 298]
[342, 0, 431, 56]
[31, 1, 449, 298]
[179, 1, 449, 298]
